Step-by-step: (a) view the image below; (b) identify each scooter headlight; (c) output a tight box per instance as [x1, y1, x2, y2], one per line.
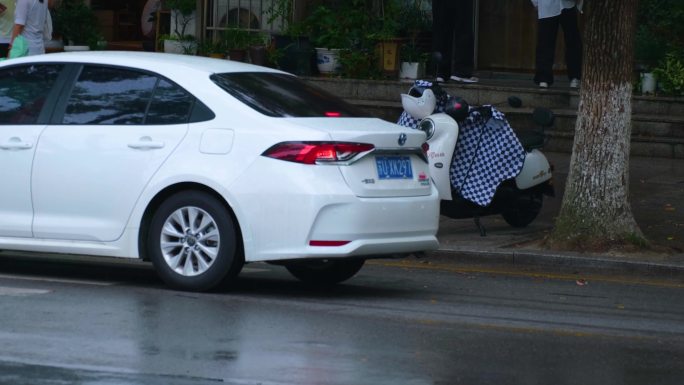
[418, 118, 435, 140]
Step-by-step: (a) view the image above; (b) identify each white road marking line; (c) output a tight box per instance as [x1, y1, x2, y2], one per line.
[0, 286, 51, 296]
[0, 273, 116, 286]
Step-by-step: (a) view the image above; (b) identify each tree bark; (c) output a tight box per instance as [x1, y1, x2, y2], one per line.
[548, 0, 646, 250]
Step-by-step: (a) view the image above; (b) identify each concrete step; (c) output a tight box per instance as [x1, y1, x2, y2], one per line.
[304, 77, 684, 158]
[306, 77, 684, 115]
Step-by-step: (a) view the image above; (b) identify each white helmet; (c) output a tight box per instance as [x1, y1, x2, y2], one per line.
[401, 88, 436, 120]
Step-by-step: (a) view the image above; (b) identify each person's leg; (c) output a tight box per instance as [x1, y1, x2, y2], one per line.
[560, 7, 582, 81]
[534, 15, 560, 86]
[452, 0, 475, 79]
[0, 43, 8, 58]
[431, 0, 454, 80]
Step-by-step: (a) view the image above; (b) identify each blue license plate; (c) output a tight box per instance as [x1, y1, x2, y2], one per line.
[375, 156, 413, 179]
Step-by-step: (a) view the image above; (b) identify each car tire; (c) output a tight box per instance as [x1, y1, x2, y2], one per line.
[285, 259, 365, 286]
[147, 191, 242, 292]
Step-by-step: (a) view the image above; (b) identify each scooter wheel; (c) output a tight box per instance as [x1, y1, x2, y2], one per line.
[502, 193, 543, 228]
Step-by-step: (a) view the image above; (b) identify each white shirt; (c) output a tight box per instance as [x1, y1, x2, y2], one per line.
[531, 0, 583, 19]
[14, 0, 47, 55]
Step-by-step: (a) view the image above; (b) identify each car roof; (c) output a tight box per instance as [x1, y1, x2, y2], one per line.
[1, 50, 288, 76]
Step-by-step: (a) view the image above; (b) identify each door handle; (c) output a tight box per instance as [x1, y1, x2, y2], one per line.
[127, 136, 165, 150]
[0, 137, 33, 150]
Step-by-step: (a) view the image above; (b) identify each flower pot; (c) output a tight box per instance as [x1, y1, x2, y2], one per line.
[163, 39, 197, 55]
[45, 39, 64, 53]
[315, 48, 342, 74]
[399, 62, 423, 80]
[249, 45, 267, 66]
[274, 35, 313, 76]
[63, 45, 90, 52]
[228, 49, 247, 62]
[163, 40, 183, 54]
[641, 72, 656, 94]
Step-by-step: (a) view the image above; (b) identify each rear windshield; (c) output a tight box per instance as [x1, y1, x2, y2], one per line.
[210, 72, 364, 118]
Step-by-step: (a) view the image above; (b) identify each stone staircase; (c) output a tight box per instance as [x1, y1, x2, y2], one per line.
[303, 76, 684, 158]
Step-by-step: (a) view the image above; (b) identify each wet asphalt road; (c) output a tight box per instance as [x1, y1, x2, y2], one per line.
[0, 252, 683, 385]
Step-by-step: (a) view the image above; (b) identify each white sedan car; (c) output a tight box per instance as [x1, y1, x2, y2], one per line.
[0, 51, 439, 291]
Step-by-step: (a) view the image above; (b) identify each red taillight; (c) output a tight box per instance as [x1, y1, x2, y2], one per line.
[325, 111, 342, 117]
[309, 240, 350, 247]
[421, 142, 429, 156]
[263, 142, 374, 164]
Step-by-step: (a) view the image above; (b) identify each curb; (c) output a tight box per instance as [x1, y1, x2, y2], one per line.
[426, 247, 684, 278]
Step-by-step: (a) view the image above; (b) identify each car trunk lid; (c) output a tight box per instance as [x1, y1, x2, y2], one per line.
[285, 118, 432, 198]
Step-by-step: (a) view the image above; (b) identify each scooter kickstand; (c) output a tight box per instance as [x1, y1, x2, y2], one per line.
[474, 216, 487, 237]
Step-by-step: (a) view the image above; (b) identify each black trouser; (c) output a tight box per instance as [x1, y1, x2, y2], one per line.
[432, 0, 475, 79]
[0, 43, 9, 58]
[534, 7, 582, 85]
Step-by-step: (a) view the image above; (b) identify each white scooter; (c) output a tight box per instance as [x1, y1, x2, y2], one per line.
[399, 82, 555, 235]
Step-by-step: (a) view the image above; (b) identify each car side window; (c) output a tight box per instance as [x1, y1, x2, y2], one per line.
[0, 65, 63, 125]
[146, 79, 194, 125]
[63, 66, 158, 125]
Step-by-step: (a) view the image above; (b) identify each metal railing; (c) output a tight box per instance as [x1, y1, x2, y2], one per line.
[203, 0, 292, 42]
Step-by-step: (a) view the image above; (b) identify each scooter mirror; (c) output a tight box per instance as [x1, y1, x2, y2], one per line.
[507, 96, 523, 108]
[444, 96, 470, 122]
[532, 107, 555, 127]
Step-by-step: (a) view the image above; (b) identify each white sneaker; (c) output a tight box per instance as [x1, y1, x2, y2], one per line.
[450, 75, 479, 83]
[539, 82, 549, 88]
[435, 76, 445, 83]
[569, 78, 580, 88]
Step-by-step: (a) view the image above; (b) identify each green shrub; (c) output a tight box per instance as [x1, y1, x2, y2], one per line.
[636, 0, 684, 70]
[654, 52, 684, 96]
[53, 0, 100, 46]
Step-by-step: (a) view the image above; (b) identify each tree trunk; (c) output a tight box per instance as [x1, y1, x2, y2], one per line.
[548, 0, 646, 251]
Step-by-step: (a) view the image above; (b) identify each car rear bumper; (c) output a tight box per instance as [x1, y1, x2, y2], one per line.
[236, 186, 440, 262]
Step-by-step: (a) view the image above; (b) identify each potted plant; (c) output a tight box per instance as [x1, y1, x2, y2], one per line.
[399, 43, 427, 80]
[306, 5, 348, 74]
[653, 51, 684, 96]
[221, 27, 253, 62]
[248, 32, 270, 66]
[274, 20, 313, 75]
[53, 0, 100, 51]
[635, 26, 666, 94]
[163, 0, 197, 54]
[369, 0, 404, 77]
[198, 39, 225, 59]
[390, 0, 431, 79]
[305, 0, 371, 74]
[266, 0, 313, 74]
[397, 0, 430, 79]
[634, 0, 684, 94]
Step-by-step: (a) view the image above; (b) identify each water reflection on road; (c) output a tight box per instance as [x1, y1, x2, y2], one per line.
[0, 255, 683, 384]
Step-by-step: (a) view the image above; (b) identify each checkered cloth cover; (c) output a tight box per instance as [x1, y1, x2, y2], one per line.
[397, 80, 525, 207]
[449, 107, 525, 206]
